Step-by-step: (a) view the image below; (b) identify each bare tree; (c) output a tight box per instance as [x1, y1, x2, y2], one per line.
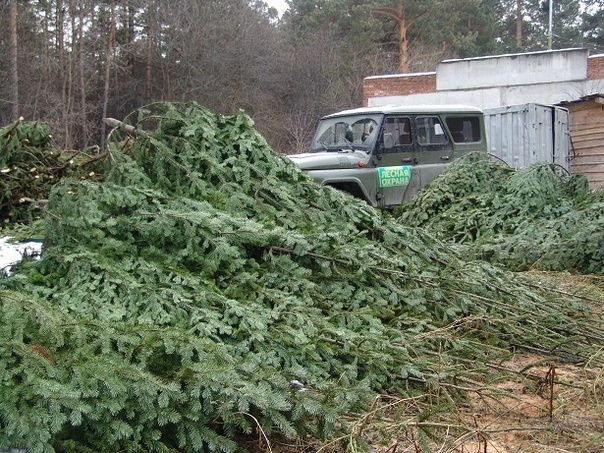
[75, 0, 89, 148]
[145, 0, 154, 102]
[100, 0, 116, 152]
[8, 0, 19, 121]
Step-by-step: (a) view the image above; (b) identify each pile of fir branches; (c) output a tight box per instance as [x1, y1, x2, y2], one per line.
[394, 152, 604, 274]
[2, 102, 603, 452]
[0, 118, 103, 225]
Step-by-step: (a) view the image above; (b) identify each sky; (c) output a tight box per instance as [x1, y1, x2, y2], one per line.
[266, 0, 289, 15]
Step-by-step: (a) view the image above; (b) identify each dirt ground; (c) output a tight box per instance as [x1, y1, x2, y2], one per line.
[364, 274, 604, 453]
[400, 354, 604, 453]
[240, 352, 604, 453]
[243, 272, 604, 453]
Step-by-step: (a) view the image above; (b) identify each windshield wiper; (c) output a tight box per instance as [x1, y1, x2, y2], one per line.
[326, 138, 357, 152]
[314, 139, 365, 152]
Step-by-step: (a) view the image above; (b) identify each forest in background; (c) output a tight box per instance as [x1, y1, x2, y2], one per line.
[2, 0, 604, 155]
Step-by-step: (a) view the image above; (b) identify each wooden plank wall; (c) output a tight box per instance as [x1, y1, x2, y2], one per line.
[567, 101, 604, 190]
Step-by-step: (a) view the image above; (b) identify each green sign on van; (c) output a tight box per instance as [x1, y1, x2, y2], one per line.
[377, 166, 412, 188]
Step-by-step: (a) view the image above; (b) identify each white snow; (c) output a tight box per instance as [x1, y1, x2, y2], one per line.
[0, 236, 42, 274]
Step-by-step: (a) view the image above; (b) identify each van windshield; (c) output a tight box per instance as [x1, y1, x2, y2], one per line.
[309, 114, 383, 152]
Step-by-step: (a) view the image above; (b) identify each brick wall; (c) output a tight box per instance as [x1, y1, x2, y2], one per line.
[362, 73, 436, 106]
[588, 54, 604, 80]
[363, 53, 604, 107]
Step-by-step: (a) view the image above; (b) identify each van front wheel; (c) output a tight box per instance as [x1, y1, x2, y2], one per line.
[326, 182, 369, 203]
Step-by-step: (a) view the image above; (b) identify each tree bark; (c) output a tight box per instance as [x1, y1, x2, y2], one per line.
[145, 0, 153, 102]
[371, 1, 427, 74]
[57, 0, 72, 148]
[515, 0, 522, 47]
[76, 0, 89, 148]
[397, 2, 408, 73]
[8, 0, 19, 121]
[100, 0, 116, 152]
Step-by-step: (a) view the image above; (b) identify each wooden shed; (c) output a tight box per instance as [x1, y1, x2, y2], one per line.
[559, 94, 604, 190]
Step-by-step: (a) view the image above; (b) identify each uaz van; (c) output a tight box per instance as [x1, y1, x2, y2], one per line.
[287, 105, 487, 208]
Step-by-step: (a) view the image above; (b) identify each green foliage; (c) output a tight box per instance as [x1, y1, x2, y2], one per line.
[2, 103, 604, 452]
[394, 152, 604, 274]
[0, 118, 103, 227]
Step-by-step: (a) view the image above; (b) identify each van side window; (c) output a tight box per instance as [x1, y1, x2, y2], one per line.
[445, 116, 482, 143]
[416, 116, 448, 145]
[381, 117, 412, 152]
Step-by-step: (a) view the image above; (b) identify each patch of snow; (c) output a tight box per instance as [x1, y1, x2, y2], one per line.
[0, 236, 42, 274]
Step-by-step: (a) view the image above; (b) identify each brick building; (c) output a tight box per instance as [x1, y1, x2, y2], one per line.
[363, 48, 604, 109]
[362, 48, 604, 188]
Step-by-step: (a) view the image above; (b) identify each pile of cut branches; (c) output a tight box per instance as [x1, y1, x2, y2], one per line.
[0, 118, 103, 225]
[394, 152, 604, 274]
[2, 103, 603, 452]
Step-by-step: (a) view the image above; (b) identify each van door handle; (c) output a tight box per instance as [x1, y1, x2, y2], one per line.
[402, 157, 418, 164]
[440, 155, 451, 161]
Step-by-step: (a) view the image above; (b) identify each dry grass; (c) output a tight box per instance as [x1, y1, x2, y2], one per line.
[244, 272, 604, 453]
[252, 354, 604, 453]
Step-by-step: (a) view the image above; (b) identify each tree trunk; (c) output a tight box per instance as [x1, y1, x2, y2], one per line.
[8, 0, 19, 121]
[100, 0, 116, 152]
[56, 0, 72, 148]
[515, 0, 522, 47]
[76, 0, 89, 148]
[397, 2, 409, 73]
[145, 0, 153, 102]
[371, 1, 410, 73]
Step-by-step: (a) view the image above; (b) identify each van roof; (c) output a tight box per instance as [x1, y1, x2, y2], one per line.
[323, 104, 483, 119]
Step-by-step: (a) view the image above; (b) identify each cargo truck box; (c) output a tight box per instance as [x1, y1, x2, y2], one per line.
[484, 103, 571, 172]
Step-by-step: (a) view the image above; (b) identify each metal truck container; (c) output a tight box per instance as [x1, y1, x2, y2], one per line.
[484, 103, 571, 171]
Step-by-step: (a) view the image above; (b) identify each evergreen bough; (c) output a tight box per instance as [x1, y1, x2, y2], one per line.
[2, 102, 603, 452]
[0, 118, 102, 226]
[394, 152, 604, 274]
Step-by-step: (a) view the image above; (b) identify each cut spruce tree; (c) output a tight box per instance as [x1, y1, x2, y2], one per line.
[2, 102, 603, 452]
[394, 151, 604, 274]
